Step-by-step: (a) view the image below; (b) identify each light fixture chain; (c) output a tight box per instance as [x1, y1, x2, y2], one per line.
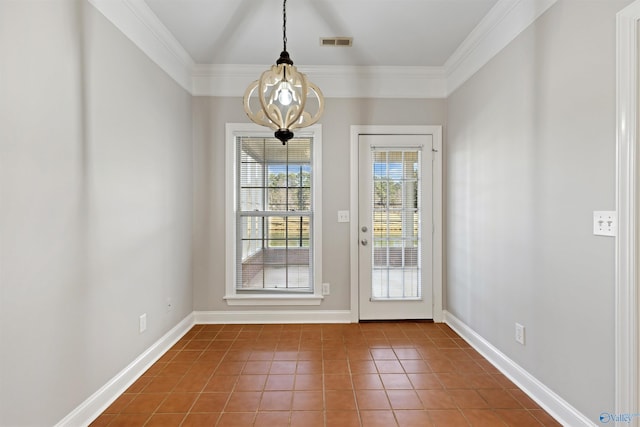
[282, 0, 287, 51]
[243, 0, 324, 145]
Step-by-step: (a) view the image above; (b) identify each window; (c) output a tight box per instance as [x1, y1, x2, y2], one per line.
[225, 124, 323, 305]
[371, 149, 421, 300]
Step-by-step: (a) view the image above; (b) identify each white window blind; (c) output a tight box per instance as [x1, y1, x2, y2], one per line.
[236, 137, 314, 292]
[371, 148, 422, 299]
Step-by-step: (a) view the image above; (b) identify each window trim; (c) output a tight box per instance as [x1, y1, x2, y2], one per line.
[224, 123, 323, 306]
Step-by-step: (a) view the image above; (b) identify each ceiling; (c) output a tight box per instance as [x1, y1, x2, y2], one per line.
[91, 0, 556, 97]
[144, 0, 499, 67]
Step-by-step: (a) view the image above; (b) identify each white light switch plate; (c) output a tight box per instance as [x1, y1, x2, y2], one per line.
[593, 211, 616, 237]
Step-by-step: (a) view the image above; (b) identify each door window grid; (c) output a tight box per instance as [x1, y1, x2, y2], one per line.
[371, 149, 422, 299]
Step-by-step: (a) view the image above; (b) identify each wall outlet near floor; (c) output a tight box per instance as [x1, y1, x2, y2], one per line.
[322, 282, 330, 295]
[515, 323, 525, 345]
[139, 313, 147, 333]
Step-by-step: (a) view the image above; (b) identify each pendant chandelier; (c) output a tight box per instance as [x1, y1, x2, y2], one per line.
[243, 0, 325, 144]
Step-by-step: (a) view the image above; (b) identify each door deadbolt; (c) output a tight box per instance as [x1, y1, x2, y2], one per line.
[361, 226, 368, 232]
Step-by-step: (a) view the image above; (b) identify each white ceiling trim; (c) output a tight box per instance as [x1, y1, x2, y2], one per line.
[445, 0, 558, 94]
[88, 0, 195, 92]
[193, 64, 447, 99]
[88, 0, 558, 99]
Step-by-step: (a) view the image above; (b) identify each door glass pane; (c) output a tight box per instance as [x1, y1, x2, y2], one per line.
[371, 148, 421, 300]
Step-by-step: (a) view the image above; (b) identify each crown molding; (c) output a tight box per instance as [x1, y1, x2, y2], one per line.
[445, 0, 558, 94]
[88, 0, 558, 98]
[193, 64, 447, 98]
[88, 0, 195, 92]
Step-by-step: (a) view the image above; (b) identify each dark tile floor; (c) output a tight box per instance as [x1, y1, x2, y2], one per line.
[90, 322, 561, 426]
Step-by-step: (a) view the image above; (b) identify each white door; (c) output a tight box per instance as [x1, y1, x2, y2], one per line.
[358, 134, 433, 320]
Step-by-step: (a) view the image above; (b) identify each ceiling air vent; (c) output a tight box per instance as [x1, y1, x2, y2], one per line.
[320, 37, 353, 47]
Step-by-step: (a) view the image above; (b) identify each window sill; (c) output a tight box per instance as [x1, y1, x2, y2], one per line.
[223, 294, 324, 306]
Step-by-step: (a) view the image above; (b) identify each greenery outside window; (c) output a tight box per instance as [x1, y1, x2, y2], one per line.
[225, 124, 323, 305]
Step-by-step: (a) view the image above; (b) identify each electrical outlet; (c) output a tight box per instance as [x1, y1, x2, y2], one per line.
[139, 313, 147, 333]
[322, 282, 330, 295]
[515, 323, 525, 345]
[593, 211, 616, 237]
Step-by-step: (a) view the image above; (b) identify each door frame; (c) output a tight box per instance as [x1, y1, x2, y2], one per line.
[616, 1, 640, 421]
[349, 125, 443, 323]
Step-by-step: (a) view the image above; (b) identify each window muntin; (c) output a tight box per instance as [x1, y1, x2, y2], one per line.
[236, 137, 314, 292]
[371, 149, 422, 300]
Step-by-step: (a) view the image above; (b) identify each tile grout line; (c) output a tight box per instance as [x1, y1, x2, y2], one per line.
[94, 323, 558, 427]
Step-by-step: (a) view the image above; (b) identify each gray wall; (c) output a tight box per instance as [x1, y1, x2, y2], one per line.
[0, 2, 193, 425]
[446, 0, 630, 421]
[1, 0, 629, 424]
[192, 97, 446, 311]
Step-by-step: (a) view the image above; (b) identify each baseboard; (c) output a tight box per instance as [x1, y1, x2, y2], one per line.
[55, 313, 195, 427]
[57, 309, 352, 425]
[444, 311, 595, 427]
[194, 309, 353, 324]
